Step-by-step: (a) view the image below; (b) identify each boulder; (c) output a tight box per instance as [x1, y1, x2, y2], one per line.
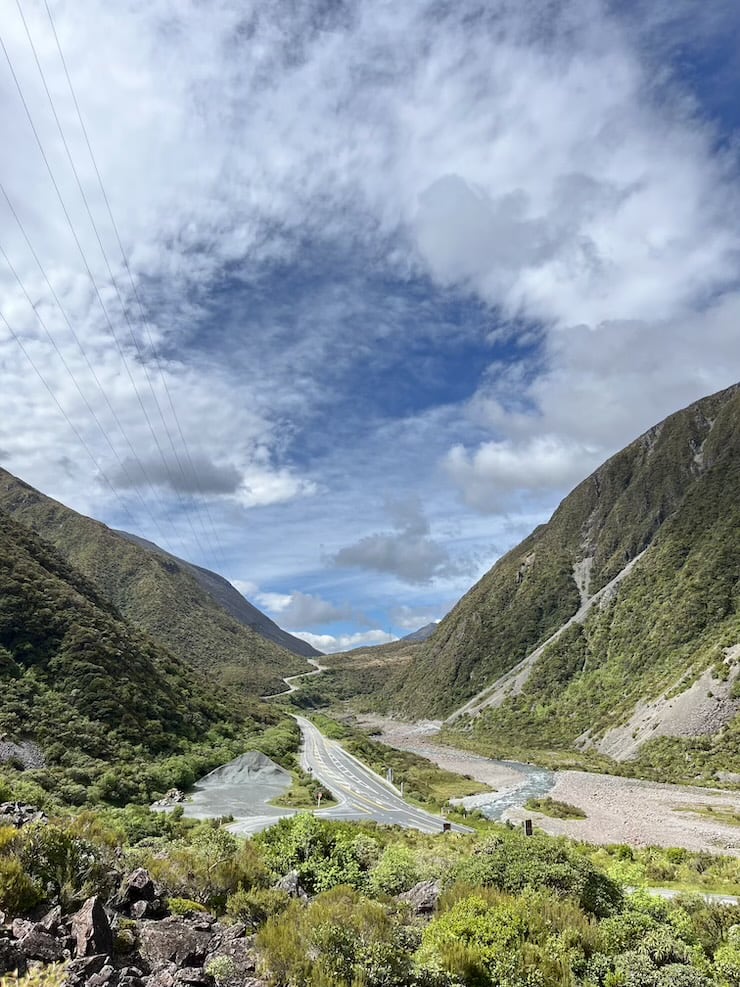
[0, 802, 47, 827]
[65, 954, 109, 987]
[144, 962, 177, 987]
[399, 879, 441, 915]
[174, 968, 212, 986]
[11, 918, 32, 940]
[39, 905, 63, 934]
[116, 869, 158, 910]
[0, 937, 26, 976]
[16, 924, 65, 962]
[131, 899, 166, 920]
[139, 917, 214, 971]
[205, 924, 257, 982]
[71, 895, 114, 957]
[273, 870, 308, 900]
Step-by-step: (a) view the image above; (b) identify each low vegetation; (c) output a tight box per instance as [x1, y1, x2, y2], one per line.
[271, 765, 337, 809]
[3, 805, 740, 987]
[524, 797, 587, 819]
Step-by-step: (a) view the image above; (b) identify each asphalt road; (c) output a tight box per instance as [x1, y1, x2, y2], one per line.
[297, 716, 470, 834]
[227, 716, 470, 835]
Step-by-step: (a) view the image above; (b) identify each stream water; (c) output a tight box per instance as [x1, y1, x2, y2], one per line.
[472, 760, 555, 821]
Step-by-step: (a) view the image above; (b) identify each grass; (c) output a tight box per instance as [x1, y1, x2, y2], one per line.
[674, 804, 740, 828]
[271, 767, 337, 809]
[524, 797, 587, 819]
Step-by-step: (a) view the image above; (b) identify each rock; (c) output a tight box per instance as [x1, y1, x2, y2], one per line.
[0, 802, 47, 828]
[0, 937, 26, 976]
[87, 963, 118, 986]
[116, 869, 158, 910]
[40, 904, 63, 934]
[71, 896, 114, 957]
[205, 925, 257, 982]
[119, 971, 146, 987]
[139, 917, 213, 970]
[151, 789, 186, 808]
[399, 879, 441, 915]
[65, 954, 109, 987]
[131, 899, 166, 920]
[0, 909, 6, 927]
[17, 924, 65, 962]
[12, 918, 32, 940]
[144, 962, 177, 987]
[174, 968, 212, 986]
[273, 870, 308, 900]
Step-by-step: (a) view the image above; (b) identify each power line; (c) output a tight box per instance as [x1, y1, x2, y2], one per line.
[0, 182, 183, 534]
[19, 0, 227, 569]
[0, 306, 140, 530]
[0, 237, 179, 551]
[0, 20, 212, 565]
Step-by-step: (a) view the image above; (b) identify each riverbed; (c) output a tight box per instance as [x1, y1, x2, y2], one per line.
[359, 715, 740, 854]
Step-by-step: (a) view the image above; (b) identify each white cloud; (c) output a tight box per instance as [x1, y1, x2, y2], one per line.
[294, 629, 397, 654]
[252, 589, 355, 628]
[0, 0, 739, 633]
[333, 496, 474, 585]
[390, 605, 442, 632]
[445, 435, 600, 512]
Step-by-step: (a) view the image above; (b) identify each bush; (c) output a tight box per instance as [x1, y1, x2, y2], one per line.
[204, 957, 236, 985]
[19, 823, 107, 911]
[225, 887, 290, 927]
[370, 844, 421, 896]
[168, 897, 208, 916]
[452, 829, 623, 917]
[0, 856, 43, 915]
[258, 886, 415, 987]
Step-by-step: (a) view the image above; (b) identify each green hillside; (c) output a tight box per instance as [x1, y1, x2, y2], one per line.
[323, 384, 740, 782]
[0, 508, 292, 807]
[0, 468, 307, 696]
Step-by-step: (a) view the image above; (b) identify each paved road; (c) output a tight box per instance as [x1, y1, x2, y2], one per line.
[296, 716, 470, 834]
[630, 887, 740, 906]
[262, 658, 326, 699]
[228, 716, 470, 835]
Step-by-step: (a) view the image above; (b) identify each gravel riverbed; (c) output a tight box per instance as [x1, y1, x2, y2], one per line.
[358, 715, 740, 854]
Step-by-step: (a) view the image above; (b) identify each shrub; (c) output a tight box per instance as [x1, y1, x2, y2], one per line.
[225, 887, 290, 927]
[205, 956, 236, 985]
[258, 886, 414, 987]
[370, 844, 421, 896]
[19, 823, 106, 910]
[0, 856, 43, 915]
[168, 897, 208, 916]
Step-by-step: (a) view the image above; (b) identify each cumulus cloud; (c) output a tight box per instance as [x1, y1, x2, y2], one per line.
[390, 605, 443, 632]
[445, 436, 600, 512]
[293, 629, 397, 654]
[333, 497, 473, 585]
[254, 590, 357, 629]
[1, 0, 739, 635]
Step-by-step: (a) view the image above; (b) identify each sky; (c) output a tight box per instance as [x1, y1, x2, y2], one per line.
[1, 0, 739, 653]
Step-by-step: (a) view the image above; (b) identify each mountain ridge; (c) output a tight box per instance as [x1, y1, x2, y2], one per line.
[0, 467, 309, 695]
[321, 382, 740, 784]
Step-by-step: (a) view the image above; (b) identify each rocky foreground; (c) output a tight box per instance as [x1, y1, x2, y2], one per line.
[2, 864, 266, 987]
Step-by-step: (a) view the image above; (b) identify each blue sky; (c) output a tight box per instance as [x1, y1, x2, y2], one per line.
[1, 0, 740, 651]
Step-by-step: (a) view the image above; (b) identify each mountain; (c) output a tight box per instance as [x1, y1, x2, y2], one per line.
[342, 383, 740, 782]
[0, 506, 285, 806]
[402, 622, 439, 643]
[0, 467, 309, 696]
[118, 531, 320, 658]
